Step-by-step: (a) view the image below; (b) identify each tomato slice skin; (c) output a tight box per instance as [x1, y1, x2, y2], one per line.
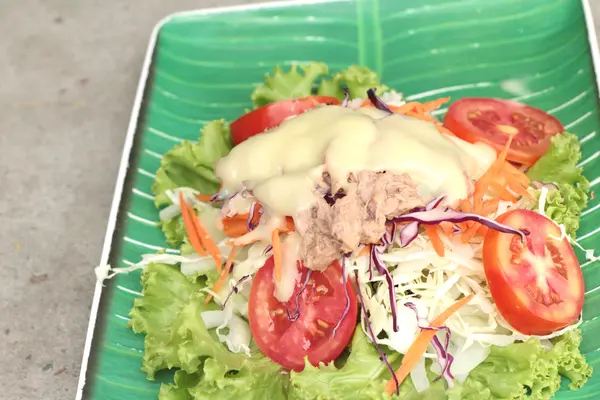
[230, 96, 341, 146]
[482, 210, 584, 335]
[443, 98, 564, 166]
[248, 257, 357, 371]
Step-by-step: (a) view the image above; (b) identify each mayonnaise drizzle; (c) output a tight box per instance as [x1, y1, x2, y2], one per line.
[216, 105, 496, 217]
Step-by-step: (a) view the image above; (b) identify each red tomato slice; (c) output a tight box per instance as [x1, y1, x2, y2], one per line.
[443, 98, 564, 166]
[248, 257, 357, 371]
[230, 96, 341, 145]
[482, 210, 584, 335]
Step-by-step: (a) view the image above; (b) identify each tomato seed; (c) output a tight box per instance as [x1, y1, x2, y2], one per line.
[317, 319, 329, 328]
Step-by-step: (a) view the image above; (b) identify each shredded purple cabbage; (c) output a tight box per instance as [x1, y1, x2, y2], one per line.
[286, 270, 313, 322]
[355, 272, 399, 395]
[246, 202, 263, 232]
[399, 221, 420, 247]
[210, 191, 228, 202]
[404, 302, 455, 386]
[367, 223, 400, 331]
[341, 87, 350, 107]
[263, 244, 273, 256]
[394, 207, 528, 244]
[370, 245, 399, 332]
[332, 257, 351, 338]
[221, 275, 251, 310]
[366, 88, 394, 114]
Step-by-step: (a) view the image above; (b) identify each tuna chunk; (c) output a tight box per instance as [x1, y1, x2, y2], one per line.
[295, 196, 342, 271]
[295, 171, 423, 269]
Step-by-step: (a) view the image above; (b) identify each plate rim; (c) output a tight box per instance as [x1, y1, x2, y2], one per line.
[75, 0, 600, 398]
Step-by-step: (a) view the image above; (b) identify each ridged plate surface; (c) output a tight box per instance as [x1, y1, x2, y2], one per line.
[83, 0, 600, 398]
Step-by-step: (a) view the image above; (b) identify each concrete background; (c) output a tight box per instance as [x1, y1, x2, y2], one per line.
[0, 1, 598, 399]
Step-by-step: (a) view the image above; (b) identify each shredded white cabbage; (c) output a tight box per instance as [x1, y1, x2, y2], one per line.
[410, 356, 430, 393]
[352, 200, 584, 384]
[160, 187, 205, 221]
[217, 293, 252, 356]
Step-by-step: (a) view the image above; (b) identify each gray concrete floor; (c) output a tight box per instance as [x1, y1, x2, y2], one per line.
[0, 1, 598, 399]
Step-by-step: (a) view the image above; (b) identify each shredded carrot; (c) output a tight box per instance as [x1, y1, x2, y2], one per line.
[440, 222, 454, 237]
[205, 246, 238, 304]
[461, 222, 480, 244]
[385, 294, 474, 394]
[458, 199, 471, 213]
[195, 194, 213, 202]
[272, 229, 282, 281]
[179, 192, 207, 256]
[361, 97, 452, 136]
[423, 225, 445, 257]
[422, 97, 450, 112]
[358, 245, 371, 258]
[222, 213, 251, 238]
[480, 199, 500, 215]
[189, 204, 222, 273]
[476, 225, 489, 237]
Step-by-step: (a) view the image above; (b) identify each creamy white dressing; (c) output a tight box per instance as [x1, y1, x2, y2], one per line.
[215, 105, 495, 218]
[274, 232, 302, 302]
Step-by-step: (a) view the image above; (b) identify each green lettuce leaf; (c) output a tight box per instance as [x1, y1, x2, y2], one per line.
[128, 263, 244, 377]
[251, 63, 329, 108]
[129, 263, 203, 378]
[527, 133, 589, 188]
[551, 329, 593, 390]
[317, 65, 389, 100]
[529, 182, 588, 238]
[130, 263, 288, 398]
[161, 216, 186, 249]
[289, 329, 446, 400]
[525, 133, 589, 237]
[159, 371, 199, 400]
[152, 120, 232, 207]
[289, 329, 396, 399]
[187, 356, 287, 400]
[151, 120, 232, 247]
[446, 330, 592, 400]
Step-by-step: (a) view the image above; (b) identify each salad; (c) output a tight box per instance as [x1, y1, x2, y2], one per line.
[98, 62, 595, 399]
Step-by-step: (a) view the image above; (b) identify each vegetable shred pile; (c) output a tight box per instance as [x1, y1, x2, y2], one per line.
[96, 62, 595, 400]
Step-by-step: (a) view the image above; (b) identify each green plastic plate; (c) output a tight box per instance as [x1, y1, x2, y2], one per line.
[77, 0, 600, 398]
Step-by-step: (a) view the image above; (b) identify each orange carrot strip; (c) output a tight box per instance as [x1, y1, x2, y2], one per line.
[440, 222, 454, 236]
[189, 204, 222, 273]
[222, 219, 249, 238]
[476, 225, 489, 237]
[391, 102, 422, 113]
[385, 294, 474, 394]
[480, 199, 500, 215]
[422, 97, 450, 112]
[461, 222, 480, 243]
[222, 213, 250, 238]
[358, 245, 371, 258]
[195, 194, 213, 202]
[423, 225, 445, 257]
[459, 200, 471, 213]
[504, 163, 530, 186]
[272, 229, 282, 281]
[508, 181, 534, 199]
[205, 246, 238, 304]
[179, 192, 207, 256]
